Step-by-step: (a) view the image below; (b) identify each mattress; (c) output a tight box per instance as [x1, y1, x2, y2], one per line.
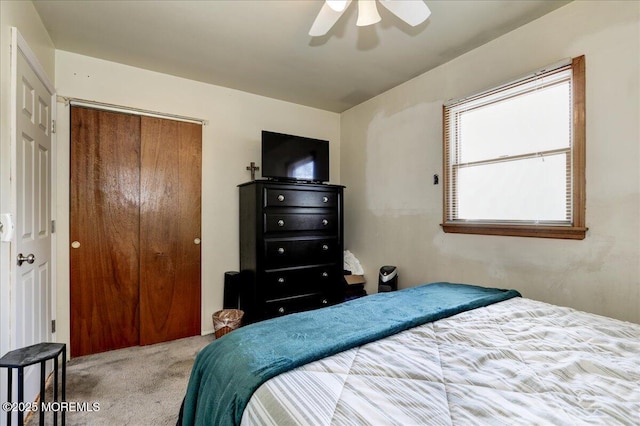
[241, 297, 640, 425]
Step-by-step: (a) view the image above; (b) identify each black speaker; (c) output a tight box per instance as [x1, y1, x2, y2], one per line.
[223, 271, 242, 309]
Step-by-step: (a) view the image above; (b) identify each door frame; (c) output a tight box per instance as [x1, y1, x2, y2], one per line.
[0, 27, 57, 357]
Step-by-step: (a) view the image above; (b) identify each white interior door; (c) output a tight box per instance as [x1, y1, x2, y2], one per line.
[8, 27, 55, 414]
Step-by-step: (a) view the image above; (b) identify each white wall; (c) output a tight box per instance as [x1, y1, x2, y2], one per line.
[54, 51, 341, 349]
[340, 1, 640, 324]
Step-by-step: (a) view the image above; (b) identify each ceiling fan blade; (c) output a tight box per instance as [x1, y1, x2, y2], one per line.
[309, 0, 352, 36]
[356, 0, 381, 27]
[378, 0, 431, 27]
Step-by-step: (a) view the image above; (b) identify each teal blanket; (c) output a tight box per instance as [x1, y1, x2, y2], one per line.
[181, 282, 520, 426]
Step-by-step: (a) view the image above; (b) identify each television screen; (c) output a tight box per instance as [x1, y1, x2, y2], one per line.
[261, 131, 329, 182]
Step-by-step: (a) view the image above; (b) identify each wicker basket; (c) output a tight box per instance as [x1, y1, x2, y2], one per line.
[212, 309, 244, 339]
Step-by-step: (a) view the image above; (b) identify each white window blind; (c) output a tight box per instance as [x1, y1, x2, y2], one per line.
[444, 63, 574, 226]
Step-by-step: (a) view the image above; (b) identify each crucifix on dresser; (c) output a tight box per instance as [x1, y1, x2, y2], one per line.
[246, 162, 260, 180]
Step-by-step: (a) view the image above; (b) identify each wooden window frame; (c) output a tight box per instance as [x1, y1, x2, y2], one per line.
[441, 56, 587, 240]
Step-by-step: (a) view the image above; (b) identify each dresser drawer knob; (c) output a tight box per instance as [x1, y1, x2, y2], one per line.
[278, 277, 285, 283]
[322, 219, 328, 226]
[322, 196, 329, 203]
[277, 247, 285, 254]
[322, 299, 328, 304]
[277, 194, 285, 202]
[278, 307, 285, 314]
[277, 219, 285, 227]
[322, 244, 329, 251]
[322, 272, 328, 278]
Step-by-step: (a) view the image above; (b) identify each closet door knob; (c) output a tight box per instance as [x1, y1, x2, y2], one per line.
[277, 219, 285, 227]
[277, 194, 285, 202]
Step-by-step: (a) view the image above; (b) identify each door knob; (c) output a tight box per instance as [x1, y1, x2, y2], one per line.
[17, 253, 35, 266]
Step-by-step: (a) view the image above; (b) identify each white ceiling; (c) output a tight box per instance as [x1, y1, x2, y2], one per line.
[33, 0, 571, 113]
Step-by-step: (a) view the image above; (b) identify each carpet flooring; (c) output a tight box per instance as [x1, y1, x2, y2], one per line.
[27, 334, 214, 426]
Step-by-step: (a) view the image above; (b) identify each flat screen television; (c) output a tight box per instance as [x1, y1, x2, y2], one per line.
[261, 131, 329, 183]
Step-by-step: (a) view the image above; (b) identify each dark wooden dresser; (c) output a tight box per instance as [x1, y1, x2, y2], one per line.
[239, 180, 344, 322]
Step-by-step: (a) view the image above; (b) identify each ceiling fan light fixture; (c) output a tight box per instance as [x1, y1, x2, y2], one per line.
[309, 0, 430, 36]
[326, 0, 348, 12]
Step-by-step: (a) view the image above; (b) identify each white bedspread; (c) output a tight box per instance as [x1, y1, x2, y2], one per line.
[241, 297, 640, 425]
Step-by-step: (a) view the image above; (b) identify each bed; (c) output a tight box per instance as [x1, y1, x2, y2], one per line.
[179, 282, 640, 426]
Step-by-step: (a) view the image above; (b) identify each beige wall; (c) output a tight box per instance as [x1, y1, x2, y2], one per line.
[340, 1, 640, 324]
[53, 51, 341, 348]
[0, 0, 55, 355]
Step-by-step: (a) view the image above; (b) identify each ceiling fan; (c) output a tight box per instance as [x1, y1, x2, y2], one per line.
[309, 0, 431, 37]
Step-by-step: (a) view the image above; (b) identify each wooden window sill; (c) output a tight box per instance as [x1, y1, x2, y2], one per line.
[441, 223, 588, 240]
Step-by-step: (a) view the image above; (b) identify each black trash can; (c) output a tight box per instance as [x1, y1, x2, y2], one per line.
[378, 266, 398, 292]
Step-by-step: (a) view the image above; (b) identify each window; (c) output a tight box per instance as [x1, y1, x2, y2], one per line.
[442, 56, 586, 239]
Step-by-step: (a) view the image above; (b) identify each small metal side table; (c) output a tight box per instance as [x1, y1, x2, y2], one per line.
[0, 342, 66, 426]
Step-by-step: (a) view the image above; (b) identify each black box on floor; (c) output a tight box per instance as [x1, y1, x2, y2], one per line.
[344, 274, 367, 301]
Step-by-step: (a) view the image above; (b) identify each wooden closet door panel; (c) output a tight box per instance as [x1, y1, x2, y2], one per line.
[70, 107, 141, 357]
[139, 117, 202, 345]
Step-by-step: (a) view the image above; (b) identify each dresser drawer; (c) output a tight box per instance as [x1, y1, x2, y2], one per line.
[264, 212, 337, 233]
[264, 238, 339, 269]
[263, 265, 340, 299]
[265, 188, 337, 208]
[263, 293, 331, 317]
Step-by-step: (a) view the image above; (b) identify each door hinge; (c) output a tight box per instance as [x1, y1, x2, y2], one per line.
[51, 219, 56, 234]
[51, 319, 56, 333]
[51, 119, 56, 134]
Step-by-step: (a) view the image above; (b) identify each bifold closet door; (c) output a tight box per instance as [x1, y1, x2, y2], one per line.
[139, 117, 201, 345]
[71, 108, 202, 356]
[70, 107, 141, 357]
